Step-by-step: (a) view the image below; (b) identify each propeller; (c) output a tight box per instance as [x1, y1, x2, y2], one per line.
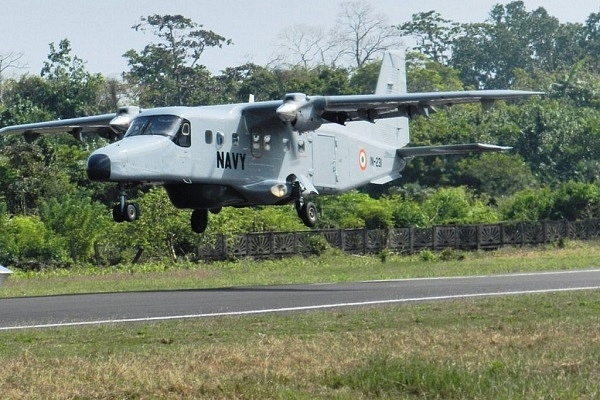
[276, 93, 324, 132]
[108, 106, 142, 140]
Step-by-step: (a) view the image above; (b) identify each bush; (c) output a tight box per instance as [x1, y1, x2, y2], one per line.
[551, 181, 600, 220]
[0, 215, 68, 267]
[499, 187, 554, 221]
[422, 187, 500, 225]
[356, 198, 394, 229]
[309, 235, 331, 256]
[391, 197, 428, 228]
[40, 195, 111, 262]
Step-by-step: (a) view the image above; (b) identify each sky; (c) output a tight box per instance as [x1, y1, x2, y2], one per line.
[1, 0, 598, 78]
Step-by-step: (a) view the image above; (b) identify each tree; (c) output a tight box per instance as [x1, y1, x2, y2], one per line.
[271, 24, 341, 68]
[123, 14, 232, 107]
[451, 1, 578, 89]
[40, 39, 108, 117]
[582, 12, 600, 73]
[455, 153, 537, 198]
[349, 59, 380, 94]
[505, 99, 600, 185]
[406, 52, 463, 92]
[332, 1, 403, 68]
[396, 11, 459, 66]
[0, 51, 26, 105]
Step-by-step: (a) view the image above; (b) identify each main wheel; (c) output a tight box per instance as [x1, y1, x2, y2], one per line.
[299, 201, 318, 228]
[112, 204, 125, 223]
[191, 209, 209, 233]
[124, 203, 139, 222]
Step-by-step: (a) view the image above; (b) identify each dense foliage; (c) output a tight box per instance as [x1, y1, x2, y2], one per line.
[1, 1, 600, 267]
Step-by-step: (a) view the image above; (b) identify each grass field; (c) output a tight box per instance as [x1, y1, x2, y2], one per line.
[1, 241, 600, 398]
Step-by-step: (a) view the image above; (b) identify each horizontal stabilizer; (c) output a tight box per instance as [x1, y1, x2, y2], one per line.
[397, 143, 511, 158]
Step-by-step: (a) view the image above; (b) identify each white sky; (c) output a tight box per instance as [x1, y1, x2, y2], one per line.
[1, 0, 598, 78]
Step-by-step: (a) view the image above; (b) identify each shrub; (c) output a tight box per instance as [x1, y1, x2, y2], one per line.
[309, 235, 331, 256]
[422, 187, 500, 225]
[499, 187, 554, 221]
[551, 181, 600, 220]
[0, 215, 68, 267]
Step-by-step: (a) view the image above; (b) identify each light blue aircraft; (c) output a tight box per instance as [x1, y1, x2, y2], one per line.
[0, 51, 542, 232]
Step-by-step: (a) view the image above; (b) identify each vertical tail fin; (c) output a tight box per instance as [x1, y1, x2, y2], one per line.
[372, 50, 410, 148]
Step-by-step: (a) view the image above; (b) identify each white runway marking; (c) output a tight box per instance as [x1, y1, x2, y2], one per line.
[2, 285, 599, 331]
[361, 268, 600, 283]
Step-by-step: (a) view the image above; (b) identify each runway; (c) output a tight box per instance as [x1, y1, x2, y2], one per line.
[2, 269, 600, 331]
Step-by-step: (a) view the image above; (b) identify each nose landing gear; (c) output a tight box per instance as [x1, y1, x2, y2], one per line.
[112, 186, 140, 223]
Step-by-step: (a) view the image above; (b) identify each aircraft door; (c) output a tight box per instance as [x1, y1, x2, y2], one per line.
[313, 134, 337, 188]
[163, 121, 192, 177]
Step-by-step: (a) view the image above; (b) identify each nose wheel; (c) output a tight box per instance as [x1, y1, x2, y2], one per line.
[112, 187, 140, 223]
[112, 203, 139, 222]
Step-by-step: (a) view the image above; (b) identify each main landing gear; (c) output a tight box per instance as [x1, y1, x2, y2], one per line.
[190, 207, 221, 234]
[290, 179, 318, 228]
[191, 209, 208, 233]
[112, 187, 139, 223]
[296, 199, 318, 228]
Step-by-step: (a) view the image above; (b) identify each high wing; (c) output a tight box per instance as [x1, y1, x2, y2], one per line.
[0, 106, 141, 142]
[1, 91, 542, 141]
[270, 90, 544, 132]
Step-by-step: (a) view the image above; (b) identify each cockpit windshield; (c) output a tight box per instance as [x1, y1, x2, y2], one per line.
[124, 115, 183, 139]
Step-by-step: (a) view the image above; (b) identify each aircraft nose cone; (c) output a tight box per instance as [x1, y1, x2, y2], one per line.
[87, 154, 111, 181]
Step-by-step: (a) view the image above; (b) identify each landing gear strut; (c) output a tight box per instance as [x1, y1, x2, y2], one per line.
[112, 187, 139, 223]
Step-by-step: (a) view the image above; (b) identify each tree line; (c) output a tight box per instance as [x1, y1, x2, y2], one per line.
[1, 1, 600, 267]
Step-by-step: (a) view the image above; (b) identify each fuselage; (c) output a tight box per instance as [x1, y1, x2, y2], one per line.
[86, 103, 406, 210]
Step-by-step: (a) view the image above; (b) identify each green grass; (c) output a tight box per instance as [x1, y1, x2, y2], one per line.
[2, 241, 600, 398]
[2, 291, 600, 398]
[3, 239, 600, 298]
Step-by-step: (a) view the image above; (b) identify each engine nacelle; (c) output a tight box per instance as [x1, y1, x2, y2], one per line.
[276, 93, 323, 132]
[109, 106, 142, 140]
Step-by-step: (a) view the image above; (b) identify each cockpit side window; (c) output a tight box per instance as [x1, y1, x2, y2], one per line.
[175, 121, 191, 148]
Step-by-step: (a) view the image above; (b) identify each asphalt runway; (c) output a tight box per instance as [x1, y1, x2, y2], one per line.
[2, 269, 600, 331]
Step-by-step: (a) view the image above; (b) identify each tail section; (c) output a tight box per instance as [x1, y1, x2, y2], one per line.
[372, 50, 410, 148]
[375, 50, 407, 95]
[345, 50, 409, 148]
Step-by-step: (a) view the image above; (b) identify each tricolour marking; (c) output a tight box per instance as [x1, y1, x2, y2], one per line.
[358, 149, 367, 170]
[1, 285, 599, 331]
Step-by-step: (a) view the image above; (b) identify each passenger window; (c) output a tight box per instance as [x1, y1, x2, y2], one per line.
[232, 133, 240, 147]
[252, 134, 261, 150]
[216, 132, 224, 148]
[251, 129, 263, 158]
[205, 130, 213, 144]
